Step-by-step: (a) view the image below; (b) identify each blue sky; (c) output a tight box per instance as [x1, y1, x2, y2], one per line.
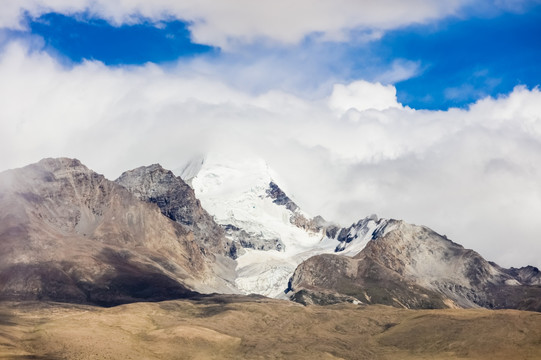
[11, 3, 541, 110]
[27, 13, 215, 65]
[383, 7, 541, 109]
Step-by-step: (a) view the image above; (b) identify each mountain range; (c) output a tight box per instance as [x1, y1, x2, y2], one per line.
[0, 156, 540, 311]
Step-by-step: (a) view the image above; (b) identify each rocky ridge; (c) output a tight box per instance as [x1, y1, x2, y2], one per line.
[288, 219, 541, 311]
[115, 164, 238, 259]
[0, 158, 236, 305]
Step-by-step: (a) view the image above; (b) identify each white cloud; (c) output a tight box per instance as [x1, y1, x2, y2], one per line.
[1, 40, 541, 270]
[373, 59, 423, 84]
[1, 0, 471, 48]
[328, 80, 402, 113]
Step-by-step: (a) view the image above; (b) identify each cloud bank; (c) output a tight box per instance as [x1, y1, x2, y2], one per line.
[1, 40, 540, 269]
[0, 0, 524, 48]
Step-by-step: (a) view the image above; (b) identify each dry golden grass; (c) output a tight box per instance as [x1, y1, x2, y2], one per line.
[1, 296, 540, 359]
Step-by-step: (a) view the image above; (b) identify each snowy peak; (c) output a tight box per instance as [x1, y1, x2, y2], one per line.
[182, 153, 328, 233]
[181, 153, 315, 240]
[185, 154, 289, 251]
[178, 153, 379, 297]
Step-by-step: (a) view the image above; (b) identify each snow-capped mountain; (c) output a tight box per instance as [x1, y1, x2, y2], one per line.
[1, 157, 539, 311]
[179, 153, 378, 297]
[178, 154, 541, 310]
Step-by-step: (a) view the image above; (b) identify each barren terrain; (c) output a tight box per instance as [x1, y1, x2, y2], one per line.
[1, 296, 540, 359]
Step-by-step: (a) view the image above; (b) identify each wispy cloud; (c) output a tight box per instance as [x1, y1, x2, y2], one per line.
[372, 59, 423, 84]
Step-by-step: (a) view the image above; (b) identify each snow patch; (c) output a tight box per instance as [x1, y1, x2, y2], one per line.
[505, 279, 521, 286]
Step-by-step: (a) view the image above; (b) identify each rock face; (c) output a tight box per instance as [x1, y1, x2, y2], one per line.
[0, 158, 236, 306]
[266, 181, 298, 212]
[267, 181, 329, 235]
[288, 220, 541, 311]
[500, 265, 541, 286]
[115, 164, 236, 259]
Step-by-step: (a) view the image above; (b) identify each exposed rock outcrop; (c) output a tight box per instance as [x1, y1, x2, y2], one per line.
[222, 224, 283, 252]
[266, 181, 298, 212]
[500, 265, 541, 286]
[266, 181, 329, 234]
[115, 164, 236, 259]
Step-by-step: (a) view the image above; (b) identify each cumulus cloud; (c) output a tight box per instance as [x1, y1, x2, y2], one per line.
[1, 40, 541, 270]
[328, 80, 402, 112]
[0, 0, 473, 48]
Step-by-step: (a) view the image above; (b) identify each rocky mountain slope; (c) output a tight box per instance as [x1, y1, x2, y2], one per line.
[288, 219, 541, 311]
[0, 158, 236, 305]
[115, 164, 237, 259]
[1, 156, 539, 312]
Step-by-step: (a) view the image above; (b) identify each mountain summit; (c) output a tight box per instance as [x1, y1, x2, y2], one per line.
[179, 153, 339, 297]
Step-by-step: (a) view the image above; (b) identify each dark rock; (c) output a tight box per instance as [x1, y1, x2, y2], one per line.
[266, 181, 299, 212]
[116, 164, 235, 259]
